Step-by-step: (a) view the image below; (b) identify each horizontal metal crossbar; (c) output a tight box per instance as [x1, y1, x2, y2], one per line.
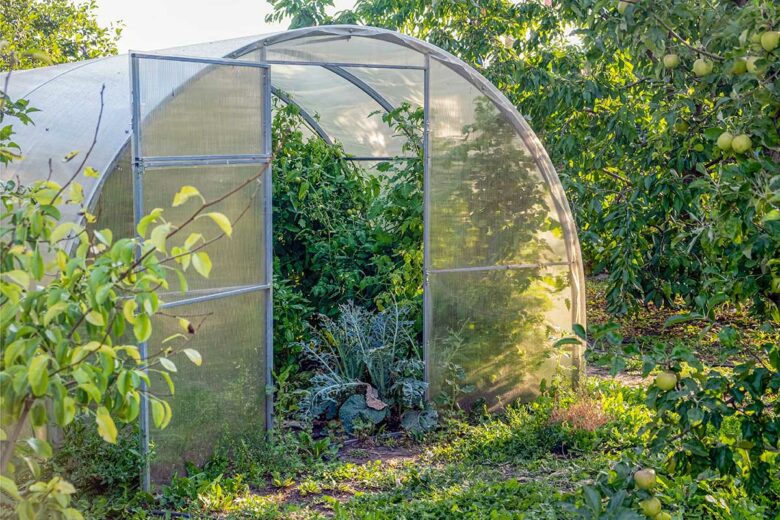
[137, 154, 272, 168]
[159, 283, 271, 309]
[344, 156, 418, 161]
[265, 59, 426, 70]
[130, 52, 270, 69]
[429, 261, 572, 275]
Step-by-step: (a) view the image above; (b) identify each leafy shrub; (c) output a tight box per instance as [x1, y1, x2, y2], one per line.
[297, 302, 435, 435]
[52, 420, 147, 496]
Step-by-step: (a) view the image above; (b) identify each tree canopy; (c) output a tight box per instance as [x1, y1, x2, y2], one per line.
[0, 0, 122, 71]
[269, 0, 780, 322]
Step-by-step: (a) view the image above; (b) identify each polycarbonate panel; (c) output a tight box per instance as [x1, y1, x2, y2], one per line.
[137, 58, 266, 157]
[429, 60, 568, 269]
[142, 164, 266, 297]
[91, 145, 134, 240]
[271, 64, 411, 157]
[428, 266, 576, 411]
[265, 35, 425, 66]
[148, 290, 266, 484]
[348, 67, 424, 109]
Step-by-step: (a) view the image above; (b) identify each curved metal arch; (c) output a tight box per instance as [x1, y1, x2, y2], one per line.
[321, 65, 395, 114]
[271, 87, 333, 145]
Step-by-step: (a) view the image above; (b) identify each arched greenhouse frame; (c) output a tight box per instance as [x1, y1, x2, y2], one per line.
[2, 25, 586, 487]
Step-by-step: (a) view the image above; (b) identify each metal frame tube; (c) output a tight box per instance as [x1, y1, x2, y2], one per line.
[264, 59, 425, 70]
[263, 63, 275, 431]
[422, 54, 431, 398]
[322, 65, 395, 113]
[139, 154, 272, 168]
[130, 52, 270, 69]
[430, 261, 572, 275]
[129, 53, 151, 491]
[271, 87, 333, 145]
[159, 284, 271, 309]
[343, 156, 416, 161]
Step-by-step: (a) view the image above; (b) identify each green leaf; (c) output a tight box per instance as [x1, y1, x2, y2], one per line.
[192, 252, 212, 278]
[184, 232, 203, 250]
[133, 313, 152, 342]
[84, 166, 100, 178]
[151, 399, 165, 428]
[85, 310, 105, 327]
[137, 208, 163, 237]
[94, 228, 113, 246]
[3, 270, 30, 288]
[159, 357, 177, 373]
[172, 186, 204, 207]
[43, 301, 69, 326]
[663, 313, 702, 328]
[54, 396, 76, 427]
[182, 348, 202, 366]
[202, 212, 232, 237]
[30, 247, 44, 280]
[572, 323, 587, 340]
[28, 355, 49, 397]
[0, 475, 21, 500]
[123, 299, 137, 325]
[96, 406, 117, 443]
[26, 437, 52, 458]
[149, 223, 172, 254]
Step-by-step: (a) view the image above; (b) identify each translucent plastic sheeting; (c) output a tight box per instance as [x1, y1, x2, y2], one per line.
[348, 67, 424, 109]
[428, 266, 576, 411]
[142, 163, 267, 298]
[265, 34, 425, 67]
[428, 60, 568, 270]
[90, 145, 134, 239]
[137, 58, 266, 158]
[147, 290, 267, 484]
[270, 64, 412, 157]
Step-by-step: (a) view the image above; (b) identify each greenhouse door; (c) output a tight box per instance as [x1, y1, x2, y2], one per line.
[130, 53, 272, 488]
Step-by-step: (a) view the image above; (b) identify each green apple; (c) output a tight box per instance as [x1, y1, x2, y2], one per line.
[634, 468, 657, 490]
[730, 58, 747, 75]
[746, 56, 760, 74]
[639, 497, 662, 517]
[732, 134, 752, 154]
[674, 121, 689, 133]
[618, 1, 629, 14]
[663, 54, 680, 69]
[655, 371, 677, 391]
[693, 58, 713, 76]
[716, 132, 734, 151]
[761, 31, 779, 52]
[655, 513, 672, 520]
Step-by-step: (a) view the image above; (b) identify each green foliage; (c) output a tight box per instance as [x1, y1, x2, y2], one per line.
[271, 0, 780, 322]
[0, 88, 240, 515]
[298, 302, 433, 435]
[0, 0, 122, 71]
[53, 420, 146, 495]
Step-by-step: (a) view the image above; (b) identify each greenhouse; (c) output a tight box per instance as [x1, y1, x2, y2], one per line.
[1, 25, 585, 487]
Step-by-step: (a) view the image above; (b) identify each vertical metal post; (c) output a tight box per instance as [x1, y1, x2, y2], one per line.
[422, 54, 432, 398]
[129, 53, 151, 491]
[262, 51, 274, 431]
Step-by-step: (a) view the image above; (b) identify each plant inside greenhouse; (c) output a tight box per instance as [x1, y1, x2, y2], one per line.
[1, 0, 778, 518]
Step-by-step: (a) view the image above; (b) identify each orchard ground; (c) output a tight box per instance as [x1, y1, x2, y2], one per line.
[74, 278, 779, 519]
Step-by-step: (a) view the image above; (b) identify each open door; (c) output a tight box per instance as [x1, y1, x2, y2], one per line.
[130, 53, 272, 488]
